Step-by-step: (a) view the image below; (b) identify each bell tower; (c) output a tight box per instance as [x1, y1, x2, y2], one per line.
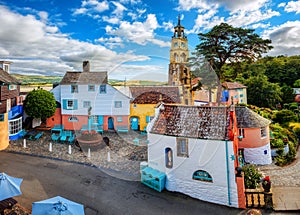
[168, 15, 192, 105]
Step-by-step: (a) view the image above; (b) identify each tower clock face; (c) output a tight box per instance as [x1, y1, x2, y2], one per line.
[181, 42, 185, 48]
[174, 42, 178, 47]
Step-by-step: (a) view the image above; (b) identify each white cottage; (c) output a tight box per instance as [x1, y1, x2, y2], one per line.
[144, 104, 246, 208]
[48, 61, 130, 131]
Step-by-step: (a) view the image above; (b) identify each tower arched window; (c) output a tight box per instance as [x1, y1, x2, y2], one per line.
[174, 53, 178, 62]
[180, 53, 186, 62]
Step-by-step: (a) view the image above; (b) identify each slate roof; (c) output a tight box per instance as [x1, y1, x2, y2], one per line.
[0, 68, 20, 84]
[150, 105, 270, 140]
[60, 71, 108, 85]
[129, 86, 181, 104]
[235, 106, 271, 128]
[223, 82, 246, 89]
[150, 105, 230, 140]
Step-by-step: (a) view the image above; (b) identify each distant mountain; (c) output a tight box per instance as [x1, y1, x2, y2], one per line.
[11, 74, 167, 86]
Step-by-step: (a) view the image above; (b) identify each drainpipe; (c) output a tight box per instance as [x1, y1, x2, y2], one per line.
[225, 139, 231, 206]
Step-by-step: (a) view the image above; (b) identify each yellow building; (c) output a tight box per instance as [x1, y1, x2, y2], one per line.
[129, 86, 181, 131]
[0, 113, 9, 150]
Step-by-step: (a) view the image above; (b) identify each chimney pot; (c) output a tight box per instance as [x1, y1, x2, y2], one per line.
[83, 61, 90, 72]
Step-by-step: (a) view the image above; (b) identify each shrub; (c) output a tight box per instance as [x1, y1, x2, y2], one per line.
[243, 165, 263, 189]
[273, 109, 297, 126]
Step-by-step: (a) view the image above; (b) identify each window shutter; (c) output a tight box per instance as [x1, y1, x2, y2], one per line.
[98, 115, 104, 125]
[62, 100, 67, 109]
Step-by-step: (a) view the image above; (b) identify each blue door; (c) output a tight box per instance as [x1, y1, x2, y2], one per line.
[130, 117, 139, 130]
[108, 117, 114, 130]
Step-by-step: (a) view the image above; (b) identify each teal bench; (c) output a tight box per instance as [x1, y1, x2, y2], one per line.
[29, 132, 43, 140]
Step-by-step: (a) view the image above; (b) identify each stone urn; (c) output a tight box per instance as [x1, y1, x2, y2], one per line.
[76, 130, 104, 151]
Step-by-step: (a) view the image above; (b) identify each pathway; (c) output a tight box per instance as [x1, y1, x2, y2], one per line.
[259, 147, 300, 211]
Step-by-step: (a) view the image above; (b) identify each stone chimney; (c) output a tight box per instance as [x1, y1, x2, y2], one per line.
[0, 61, 12, 73]
[83, 61, 90, 72]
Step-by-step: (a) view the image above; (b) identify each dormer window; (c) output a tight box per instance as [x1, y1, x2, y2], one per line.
[100, 85, 106, 94]
[71, 85, 78, 93]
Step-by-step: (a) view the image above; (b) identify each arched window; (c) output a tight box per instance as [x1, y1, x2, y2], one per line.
[165, 148, 173, 168]
[68, 116, 78, 122]
[174, 53, 178, 62]
[192, 170, 213, 182]
[180, 53, 186, 62]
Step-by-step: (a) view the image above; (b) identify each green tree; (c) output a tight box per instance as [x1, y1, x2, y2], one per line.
[273, 109, 297, 125]
[294, 79, 300, 87]
[281, 84, 296, 104]
[245, 74, 282, 108]
[191, 23, 273, 103]
[23, 88, 56, 124]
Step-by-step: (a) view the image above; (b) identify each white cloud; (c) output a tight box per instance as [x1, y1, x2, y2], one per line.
[38, 11, 48, 22]
[262, 20, 300, 56]
[73, 0, 109, 16]
[102, 16, 120, 24]
[185, 0, 279, 34]
[162, 21, 173, 31]
[284, 0, 300, 14]
[105, 14, 168, 46]
[227, 9, 280, 27]
[177, 0, 211, 11]
[0, 5, 152, 78]
[112, 1, 127, 16]
[96, 36, 123, 48]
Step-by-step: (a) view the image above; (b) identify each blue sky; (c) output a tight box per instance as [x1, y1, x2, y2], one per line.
[0, 0, 300, 81]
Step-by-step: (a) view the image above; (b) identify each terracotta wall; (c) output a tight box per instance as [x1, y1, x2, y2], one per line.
[238, 127, 269, 148]
[62, 115, 88, 131]
[46, 108, 62, 128]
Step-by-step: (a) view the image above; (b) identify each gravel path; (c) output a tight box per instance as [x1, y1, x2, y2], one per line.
[6, 130, 148, 181]
[258, 147, 300, 187]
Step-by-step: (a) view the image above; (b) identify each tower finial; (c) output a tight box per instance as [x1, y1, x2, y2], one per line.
[178, 14, 181, 26]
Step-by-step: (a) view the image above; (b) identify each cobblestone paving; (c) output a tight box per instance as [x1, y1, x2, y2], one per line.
[6, 130, 148, 181]
[258, 147, 300, 187]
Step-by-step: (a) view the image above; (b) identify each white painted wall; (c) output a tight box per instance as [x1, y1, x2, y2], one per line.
[60, 84, 130, 115]
[50, 85, 61, 103]
[147, 133, 239, 207]
[244, 143, 272, 165]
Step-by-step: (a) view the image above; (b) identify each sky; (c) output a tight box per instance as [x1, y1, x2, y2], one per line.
[0, 0, 300, 81]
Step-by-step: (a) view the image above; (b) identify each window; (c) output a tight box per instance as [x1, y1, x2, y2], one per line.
[63, 99, 78, 110]
[192, 170, 213, 183]
[8, 116, 22, 136]
[68, 116, 78, 122]
[177, 138, 188, 157]
[238, 128, 245, 139]
[174, 42, 178, 48]
[117, 116, 123, 122]
[165, 148, 173, 168]
[8, 84, 17, 90]
[92, 115, 98, 124]
[67, 100, 74, 109]
[83, 101, 91, 108]
[71, 85, 78, 93]
[100, 85, 106, 94]
[261, 127, 267, 138]
[114, 101, 122, 108]
[88, 85, 95, 91]
[0, 114, 4, 122]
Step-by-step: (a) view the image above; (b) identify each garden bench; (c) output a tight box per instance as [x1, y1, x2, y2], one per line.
[51, 133, 60, 142]
[29, 132, 43, 140]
